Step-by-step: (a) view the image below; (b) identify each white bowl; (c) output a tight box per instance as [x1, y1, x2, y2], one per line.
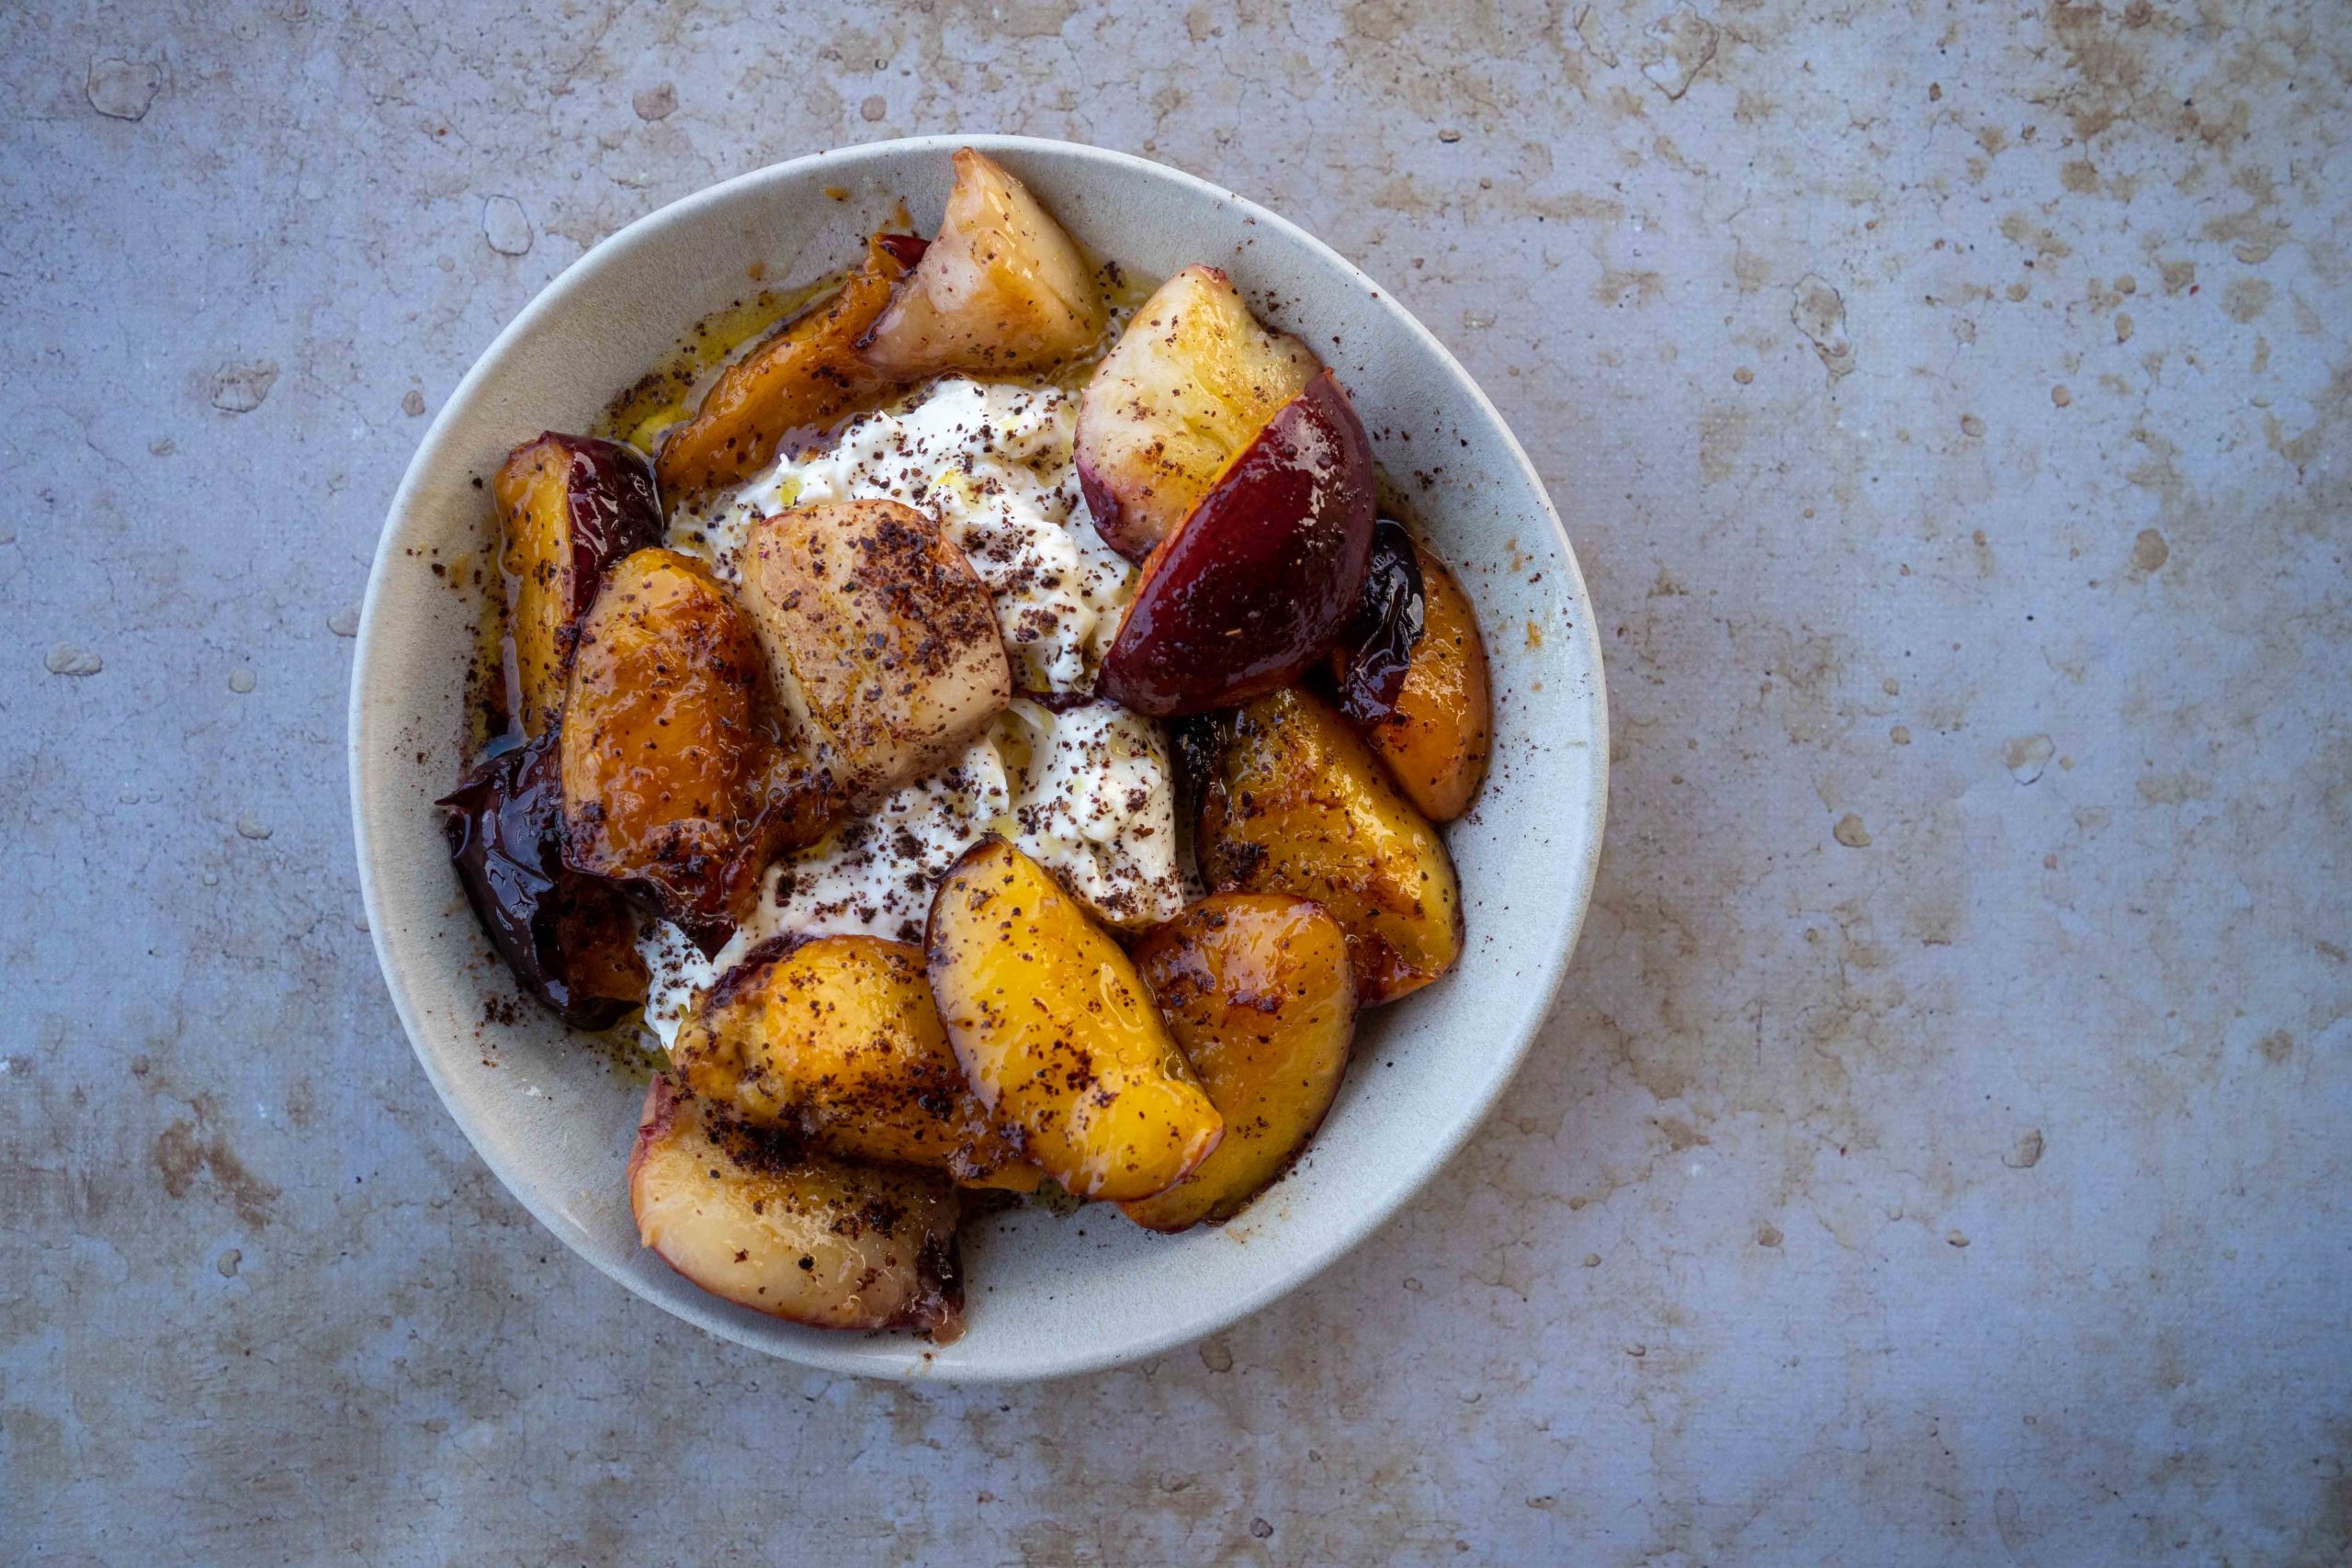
[349, 136, 1607, 1382]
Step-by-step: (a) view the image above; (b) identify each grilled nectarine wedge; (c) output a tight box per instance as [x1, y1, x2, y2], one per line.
[925, 836, 1223, 1201]
[1097, 371, 1376, 716]
[654, 233, 915, 497]
[1331, 526, 1492, 822]
[1076, 265, 1320, 561]
[628, 1077, 963, 1337]
[737, 501, 1012, 802]
[1196, 687, 1463, 1004]
[492, 433, 665, 739]
[1118, 896, 1357, 1232]
[859, 148, 1105, 381]
[560, 548, 807, 947]
[670, 934, 1035, 1190]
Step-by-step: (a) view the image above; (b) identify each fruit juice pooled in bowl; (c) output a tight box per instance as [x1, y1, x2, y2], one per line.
[439, 147, 1495, 1340]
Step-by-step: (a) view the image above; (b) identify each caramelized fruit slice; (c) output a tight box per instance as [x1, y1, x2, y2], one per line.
[492, 434, 665, 739]
[925, 836, 1223, 1201]
[654, 233, 914, 498]
[1330, 517, 1425, 727]
[738, 501, 1012, 802]
[859, 148, 1106, 380]
[671, 934, 1035, 1190]
[1118, 895, 1357, 1232]
[1075, 265, 1318, 561]
[1196, 687, 1463, 1004]
[1097, 371, 1376, 717]
[1333, 533, 1492, 822]
[628, 1077, 964, 1338]
[438, 731, 648, 1027]
[560, 548, 794, 949]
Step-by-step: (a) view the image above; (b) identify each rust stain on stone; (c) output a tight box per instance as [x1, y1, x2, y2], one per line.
[151, 1098, 279, 1230]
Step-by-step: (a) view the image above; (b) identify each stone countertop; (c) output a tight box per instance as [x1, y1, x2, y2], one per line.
[4, 2, 2346, 1562]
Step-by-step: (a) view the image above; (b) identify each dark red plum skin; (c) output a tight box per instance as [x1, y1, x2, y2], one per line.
[1331, 516, 1427, 726]
[1098, 371, 1375, 717]
[873, 232, 930, 269]
[439, 732, 639, 1028]
[533, 433, 664, 628]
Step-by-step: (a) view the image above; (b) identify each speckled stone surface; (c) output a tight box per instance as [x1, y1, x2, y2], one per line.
[4, 2, 2347, 1562]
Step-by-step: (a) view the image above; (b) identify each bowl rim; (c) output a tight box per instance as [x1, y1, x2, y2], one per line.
[348, 133, 1609, 1382]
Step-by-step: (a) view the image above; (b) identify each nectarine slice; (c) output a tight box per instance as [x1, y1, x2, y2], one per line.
[1331, 527, 1492, 822]
[492, 433, 664, 739]
[859, 149, 1106, 380]
[1118, 896, 1357, 1232]
[560, 549, 799, 948]
[671, 933, 1035, 1191]
[1075, 264, 1318, 561]
[925, 836, 1223, 1201]
[628, 1077, 964, 1338]
[1196, 687, 1463, 1004]
[655, 232, 913, 498]
[737, 500, 1012, 804]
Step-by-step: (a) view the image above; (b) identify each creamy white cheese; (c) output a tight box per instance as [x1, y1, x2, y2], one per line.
[637, 919, 716, 1053]
[766, 725, 1016, 945]
[684, 377, 1133, 695]
[999, 699, 1187, 927]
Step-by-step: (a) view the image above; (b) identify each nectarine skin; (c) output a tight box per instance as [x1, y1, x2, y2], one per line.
[492, 433, 665, 739]
[1097, 371, 1376, 717]
[1333, 534, 1493, 822]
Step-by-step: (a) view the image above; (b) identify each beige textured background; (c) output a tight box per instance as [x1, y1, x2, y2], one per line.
[4, 1, 2347, 1562]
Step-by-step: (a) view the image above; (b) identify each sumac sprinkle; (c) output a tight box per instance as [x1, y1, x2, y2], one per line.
[1333, 517, 1425, 725]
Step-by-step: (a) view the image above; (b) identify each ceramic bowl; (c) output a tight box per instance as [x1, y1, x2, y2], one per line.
[349, 136, 1607, 1381]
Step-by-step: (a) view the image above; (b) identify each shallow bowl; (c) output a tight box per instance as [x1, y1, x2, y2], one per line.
[349, 135, 1607, 1381]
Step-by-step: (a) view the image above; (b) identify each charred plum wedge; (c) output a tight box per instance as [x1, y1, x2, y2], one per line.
[654, 233, 916, 498]
[438, 731, 648, 1028]
[858, 149, 1106, 381]
[1097, 371, 1376, 717]
[1331, 533, 1492, 822]
[1076, 265, 1319, 562]
[560, 548, 825, 951]
[492, 433, 664, 739]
